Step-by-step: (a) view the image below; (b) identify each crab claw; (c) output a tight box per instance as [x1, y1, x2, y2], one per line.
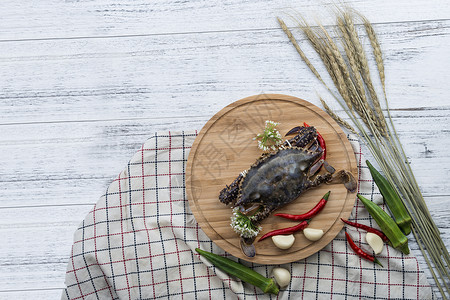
[285, 126, 303, 136]
[344, 172, 357, 193]
[332, 170, 357, 193]
[240, 237, 256, 257]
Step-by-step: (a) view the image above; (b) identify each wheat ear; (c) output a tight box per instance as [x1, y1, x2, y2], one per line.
[277, 18, 325, 85]
[320, 97, 358, 134]
[341, 12, 387, 135]
[362, 16, 385, 96]
[318, 23, 379, 132]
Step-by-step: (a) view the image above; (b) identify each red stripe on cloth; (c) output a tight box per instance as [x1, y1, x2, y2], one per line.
[416, 258, 420, 298]
[358, 230, 363, 299]
[301, 258, 307, 298]
[355, 142, 363, 220]
[386, 245, 391, 298]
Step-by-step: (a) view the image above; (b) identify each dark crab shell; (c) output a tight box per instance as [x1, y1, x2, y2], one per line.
[235, 146, 322, 213]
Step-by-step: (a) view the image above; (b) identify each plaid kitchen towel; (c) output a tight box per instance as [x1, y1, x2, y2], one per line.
[62, 131, 434, 300]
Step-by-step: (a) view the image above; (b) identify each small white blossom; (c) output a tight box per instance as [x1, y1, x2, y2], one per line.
[230, 207, 262, 239]
[254, 120, 282, 151]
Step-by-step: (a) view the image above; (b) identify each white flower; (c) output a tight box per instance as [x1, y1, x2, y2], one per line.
[254, 120, 282, 151]
[230, 207, 262, 239]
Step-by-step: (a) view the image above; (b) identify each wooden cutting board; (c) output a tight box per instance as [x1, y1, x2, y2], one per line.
[186, 94, 358, 264]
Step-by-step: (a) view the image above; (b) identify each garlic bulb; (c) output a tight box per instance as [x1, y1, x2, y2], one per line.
[303, 228, 324, 241]
[365, 232, 384, 254]
[271, 234, 295, 249]
[272, 267, 291, 288]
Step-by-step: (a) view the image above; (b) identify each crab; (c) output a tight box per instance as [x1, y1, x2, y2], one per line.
[219, 125, 357, 256]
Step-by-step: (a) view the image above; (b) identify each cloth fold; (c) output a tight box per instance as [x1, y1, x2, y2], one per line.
[62, 131, 434, 300]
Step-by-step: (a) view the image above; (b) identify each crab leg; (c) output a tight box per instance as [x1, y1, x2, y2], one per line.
[303, 122, 327, 159]
[284, 126, 318, 149]
[303, 122, 328, 172]
[308, 158, 324, 176]
[285, 126, 304, 136]
[239, 203, 260, 214]
[332, 170, 357, 192]
[307, 173, 333, 189]
[240, 237, 256, 257]
[306, 139, 320, 151]
[323, 160, 336, 173]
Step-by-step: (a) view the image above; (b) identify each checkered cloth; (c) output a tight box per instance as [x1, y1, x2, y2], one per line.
[62, 131, 434, 300]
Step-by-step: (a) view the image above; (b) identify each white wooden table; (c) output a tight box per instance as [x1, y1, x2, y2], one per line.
[1, 1, 449, 298]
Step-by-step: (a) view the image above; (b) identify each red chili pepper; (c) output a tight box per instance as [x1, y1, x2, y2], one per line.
[345, 232, 383, 267]
[341, 218, 389, 242]
[258, 220, 309, 242]
[304, 122, 326, 160]
[274, 191, 330, 221]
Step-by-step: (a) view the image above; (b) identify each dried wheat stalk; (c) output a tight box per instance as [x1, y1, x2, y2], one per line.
[277, 18, 325, 85]
[361, 15, 386, 95]
[318, 23, 381, 133]
[278, 9, 450, 299]
[342, 13, 387, 133]
[320, 97, 357, 134]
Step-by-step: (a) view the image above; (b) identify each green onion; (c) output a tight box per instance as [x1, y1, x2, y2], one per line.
[366, 160, 411, 235]
[357, 194, 409, 255]
[195, 248, 279, 295]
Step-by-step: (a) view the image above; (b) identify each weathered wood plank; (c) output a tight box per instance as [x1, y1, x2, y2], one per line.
[0, 117, 206, 207]
[0, 20, 448, 124]
[0, 205, 91, 292]
[0, 289, 63, 300]
[0, 0, 449, 40]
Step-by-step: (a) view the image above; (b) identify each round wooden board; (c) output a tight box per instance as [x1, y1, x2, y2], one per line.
[186, 94, 358, 264]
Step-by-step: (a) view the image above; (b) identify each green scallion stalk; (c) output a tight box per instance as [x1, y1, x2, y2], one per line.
[195, 248, 279, 295]
[366, 160, 412, 235]
[357, 194, 410, 255]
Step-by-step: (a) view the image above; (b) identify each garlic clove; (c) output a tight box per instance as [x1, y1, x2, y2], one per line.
[272, 267, 291, 288]
[271, 234, 295, 249]
[303, 228, 324, 241]
[365, 232, 384, 254]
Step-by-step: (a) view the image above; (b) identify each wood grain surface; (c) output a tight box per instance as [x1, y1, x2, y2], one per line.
[187, 94, 357, 264]
[0, 0, 449, 298]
